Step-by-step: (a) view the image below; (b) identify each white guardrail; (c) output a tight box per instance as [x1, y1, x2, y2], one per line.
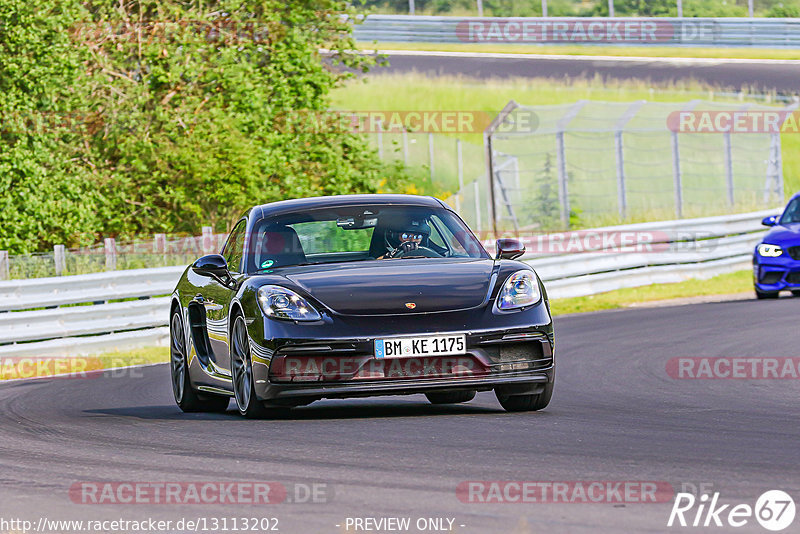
[0, 209, 778, 357]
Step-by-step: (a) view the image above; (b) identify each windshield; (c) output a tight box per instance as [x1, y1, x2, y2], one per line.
[780, 197, 800, 224]
[244, 204, 488, 272]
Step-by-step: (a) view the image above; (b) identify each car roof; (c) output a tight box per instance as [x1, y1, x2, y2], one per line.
[253, 194, 446, 219]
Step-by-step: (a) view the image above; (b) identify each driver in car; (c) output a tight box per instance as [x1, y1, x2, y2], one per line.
[378, 221, 433, 259]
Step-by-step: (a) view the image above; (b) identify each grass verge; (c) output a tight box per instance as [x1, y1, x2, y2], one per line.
[359, 42, 800, 61]
[549, 269, 753, 316]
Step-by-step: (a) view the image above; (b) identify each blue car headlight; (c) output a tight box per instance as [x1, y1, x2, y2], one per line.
[757, 244, 783, 257]
[257, 285, 322, 321]
[495, 270, 542, 312]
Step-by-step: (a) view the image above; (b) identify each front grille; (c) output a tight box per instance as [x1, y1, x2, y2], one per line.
[788, 246, 800, 260]
[786, 272, 800, 285]
[481, 341, 553, 371]
[760, 271, 784, 284]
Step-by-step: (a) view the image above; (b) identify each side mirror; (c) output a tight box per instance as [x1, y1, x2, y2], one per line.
[496, 238, 525, 260]
[762, 215, 778, 227]
[192, 254, 229, 280]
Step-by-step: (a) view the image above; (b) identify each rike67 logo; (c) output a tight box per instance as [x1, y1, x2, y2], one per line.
[668, 490, 796, 531]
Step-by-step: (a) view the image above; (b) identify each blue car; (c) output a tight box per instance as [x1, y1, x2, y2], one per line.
[753, 194, 800, 299]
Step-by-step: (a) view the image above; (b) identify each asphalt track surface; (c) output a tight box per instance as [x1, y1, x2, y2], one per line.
[1, 298, 799, 534]
[377, 51, 800, 94]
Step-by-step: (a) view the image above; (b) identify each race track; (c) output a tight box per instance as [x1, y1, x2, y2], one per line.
[377, 51, 800, 93]
[1, 298, 799, 533]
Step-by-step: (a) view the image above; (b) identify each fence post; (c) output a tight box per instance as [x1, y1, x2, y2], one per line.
[671, 131, 683, 218]
[542, 0, 548, 17]
[154, 233, 167, 266]
[456, 139, 463, 213]
[377, 119, 384, 160]
[670, 100, 701, 218]
[554, 101, 587, 228]
[0, 251, 8, 280]
[484, 100, 521, 236]
[473, 180, 481, 234]
[202, 226, 214, 255]
[677, 0, 682, 17]
[723, 131, 734, 207]
[608, 0, 614, 17]
[613, 100, 644, 220]
[614, 132, 627, 219]
[428, 133, 434, 181]
[766, 133, 784, 204]
[54, 245, 66, 276]
[104, 238, 117, 271]
[556, 132, 570, 227]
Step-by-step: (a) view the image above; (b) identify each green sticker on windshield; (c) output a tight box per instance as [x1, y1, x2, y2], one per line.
[261, 259, 274, 268]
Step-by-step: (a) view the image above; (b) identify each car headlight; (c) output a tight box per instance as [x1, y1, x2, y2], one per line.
[495, 270, 541, 311]
[257, 285, 322, 321]
[757, 244, 783, 257]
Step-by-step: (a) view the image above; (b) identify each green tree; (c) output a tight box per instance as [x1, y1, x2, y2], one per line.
[0, 0, 102, 253]
[0, 0, 424, 253]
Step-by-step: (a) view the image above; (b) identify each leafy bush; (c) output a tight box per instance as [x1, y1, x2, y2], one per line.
[0, 0, 425, 253]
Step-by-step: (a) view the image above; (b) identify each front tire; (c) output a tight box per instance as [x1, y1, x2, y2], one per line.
[231, 315, 270, 419]
[170, 309, 230, 413]
[496, 373, 555, 413]
[425, 390, 476, 405]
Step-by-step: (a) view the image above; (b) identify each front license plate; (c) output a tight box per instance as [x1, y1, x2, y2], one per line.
[374, 335, 466, 359]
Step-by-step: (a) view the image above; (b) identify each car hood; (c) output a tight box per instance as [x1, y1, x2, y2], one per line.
[763, 223, 800, 244]
[284, 259, 495, 316]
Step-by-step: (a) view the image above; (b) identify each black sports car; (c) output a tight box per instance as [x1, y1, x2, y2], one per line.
[169, 194, 555, 417]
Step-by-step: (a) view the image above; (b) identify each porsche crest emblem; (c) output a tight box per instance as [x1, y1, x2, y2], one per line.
[405, 302, 417, 310]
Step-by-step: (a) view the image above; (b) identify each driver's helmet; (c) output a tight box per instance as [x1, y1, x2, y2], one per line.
[384, 219, 431, 250]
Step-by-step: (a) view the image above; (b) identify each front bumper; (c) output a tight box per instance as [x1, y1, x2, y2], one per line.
[753, 254, 800, 292]
[248, 303, 554, 403]
[263, 370, 552, 402]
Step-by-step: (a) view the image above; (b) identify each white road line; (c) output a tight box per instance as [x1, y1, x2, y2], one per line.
[367, 48, 800, 66]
